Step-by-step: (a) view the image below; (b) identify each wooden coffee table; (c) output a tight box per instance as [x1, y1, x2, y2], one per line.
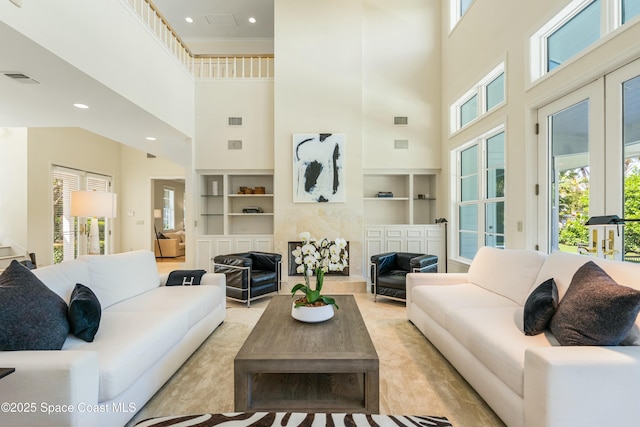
[234, 295, 379, 413]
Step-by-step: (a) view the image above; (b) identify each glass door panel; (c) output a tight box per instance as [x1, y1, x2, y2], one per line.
[606, 59, 640, 261]
[538, 80, 605, 253]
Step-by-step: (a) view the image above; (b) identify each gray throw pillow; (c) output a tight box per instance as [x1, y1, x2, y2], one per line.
[550, 261, 640, 346]
[523, 278, 558, 336]
[0, 260, 70, 350]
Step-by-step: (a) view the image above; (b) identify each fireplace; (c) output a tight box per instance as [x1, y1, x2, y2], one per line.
[287, 241, 350, 277]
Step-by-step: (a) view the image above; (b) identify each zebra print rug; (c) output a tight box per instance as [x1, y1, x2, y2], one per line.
[134, 412, 453, 427]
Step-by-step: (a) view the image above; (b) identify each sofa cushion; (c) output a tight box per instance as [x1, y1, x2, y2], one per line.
[447, 306, 558, 397]
[468, 247, 547, 305]
[411, 283, 518, 329]
[33, 258, 91, 302]
[78, 250, 160, 309]
[63, 309, 188, 401]
[68, 283, 101, 342]
[0, 260, 70, 351]
[107, 285, 224, 329]
[550, 261, 640, 346]
[523, 278, 558, 336]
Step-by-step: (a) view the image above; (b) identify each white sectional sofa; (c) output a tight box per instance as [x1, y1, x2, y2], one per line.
[0, 250, 226, 427]
[407, 247, 640, 427]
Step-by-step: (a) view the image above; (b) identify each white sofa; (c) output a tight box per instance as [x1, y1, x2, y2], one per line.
[407, 247, 640, 427]
[0, 250, 226, 427]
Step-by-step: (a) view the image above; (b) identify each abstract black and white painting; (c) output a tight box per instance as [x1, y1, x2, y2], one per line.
[293, 133, 345, 203]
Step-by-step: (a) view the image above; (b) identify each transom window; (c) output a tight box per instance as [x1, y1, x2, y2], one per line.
[531, 0, 640, 82]
[454, 126, 506, 261]
[450, 63, 505, 133]
[449, 0, 474, 30]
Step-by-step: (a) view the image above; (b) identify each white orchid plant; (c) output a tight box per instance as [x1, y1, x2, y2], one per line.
[291, 232, 349, 309]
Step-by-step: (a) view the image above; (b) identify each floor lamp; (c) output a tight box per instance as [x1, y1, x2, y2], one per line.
[71, 191, 118, 255]
[154, 209, 163, 259]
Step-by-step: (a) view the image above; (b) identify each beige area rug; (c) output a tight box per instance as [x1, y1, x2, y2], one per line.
[125, 294, 505, 427]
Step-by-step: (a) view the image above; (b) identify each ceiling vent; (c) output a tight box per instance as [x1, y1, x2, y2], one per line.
[2, 72, 39, 84]
[205, 14, 238, 27]
[394, 116, 408, 125]
[228, 117, 243, 126]
[228, 140, 243, 150]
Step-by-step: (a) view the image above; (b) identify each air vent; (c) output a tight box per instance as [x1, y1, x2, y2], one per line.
[394, 116, 408, 125]
[228, 140, 243, 150]
[394, 140, 409, 149]
[205, 14, 237, 27]
[146, 153, 156, 158]
[228, 117, 243, 126]
[3, 72, 39, 84]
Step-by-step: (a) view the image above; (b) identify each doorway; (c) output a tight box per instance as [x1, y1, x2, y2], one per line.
[537, 58, 640, 260]
[151, 178, 186, 264]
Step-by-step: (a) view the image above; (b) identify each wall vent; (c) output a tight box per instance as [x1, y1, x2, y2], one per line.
[228, 140, 243, 150]
[394, 140, 409, 149]
[393, 116, 408, 125]
[146, 153, 156, 158]
[228, 117, 243, 126]
[2, 72, 39, 84]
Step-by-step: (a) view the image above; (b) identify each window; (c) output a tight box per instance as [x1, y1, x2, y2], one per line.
[451, 63, 505, 133]
[52, 166, 112, 262]
[454, 127, 506, 261]
[531, 0, 640, 82]
[163, 187, 175, 230]
[547, 1, 601, 72]
[450, 0, 474, 30]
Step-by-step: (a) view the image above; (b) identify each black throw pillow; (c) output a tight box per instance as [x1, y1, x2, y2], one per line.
[0, 260, 69, 351]
[550, 261, 640, 346]
[166, 270, 206, 286]
[68, 283, 102, 342]
[523, 278, 558, 336]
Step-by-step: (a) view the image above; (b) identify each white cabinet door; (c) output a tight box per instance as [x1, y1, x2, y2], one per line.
[406, 227, 426, 253]
[234, 237, 254, 253]
[196, 239, 213, 270]
[254, 237, 274, 252]
[385, 227, 405, 252]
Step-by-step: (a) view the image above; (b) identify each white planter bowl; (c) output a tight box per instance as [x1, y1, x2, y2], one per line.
[291, 302, 334, 323]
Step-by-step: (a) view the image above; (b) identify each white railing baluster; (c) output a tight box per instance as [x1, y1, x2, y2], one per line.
[121, 0, 274, 80]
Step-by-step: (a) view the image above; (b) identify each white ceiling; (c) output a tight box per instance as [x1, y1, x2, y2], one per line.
[153, 0, 274, 46]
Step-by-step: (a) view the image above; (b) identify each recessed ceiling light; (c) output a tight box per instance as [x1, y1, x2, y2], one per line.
[248, 17, 257, 24]
[73, 103, 89, 109]
[185, 17, 193, 23]
[146, 137, 157, 141]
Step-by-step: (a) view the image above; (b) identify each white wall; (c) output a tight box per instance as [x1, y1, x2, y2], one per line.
[362, 0, 441, 170]
[0, 128, 28, 251]
[194, 80, 274, 170]
[26, 127, 122, 266]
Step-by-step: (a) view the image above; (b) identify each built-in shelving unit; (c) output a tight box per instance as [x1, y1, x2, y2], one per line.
[195, 171, 275, 270]
[363, 170, 438, 225]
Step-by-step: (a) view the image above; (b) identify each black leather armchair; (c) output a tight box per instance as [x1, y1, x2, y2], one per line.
[370, 252, 438, 302]
[213, 251, 282, 307]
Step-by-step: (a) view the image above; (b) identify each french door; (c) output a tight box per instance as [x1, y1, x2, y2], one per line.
[52, 166, 113, 263]
[538, 58, 640, 260]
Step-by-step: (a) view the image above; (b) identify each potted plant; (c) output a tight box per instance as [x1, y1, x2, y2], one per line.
[290, 232, 349, 322]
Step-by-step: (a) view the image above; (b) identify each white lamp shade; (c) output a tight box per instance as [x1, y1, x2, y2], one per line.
[154, 209, 162, 219]
[71, 191, 117, 218]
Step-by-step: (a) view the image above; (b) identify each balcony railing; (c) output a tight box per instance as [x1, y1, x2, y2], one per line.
[123, 0, 273, 79]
